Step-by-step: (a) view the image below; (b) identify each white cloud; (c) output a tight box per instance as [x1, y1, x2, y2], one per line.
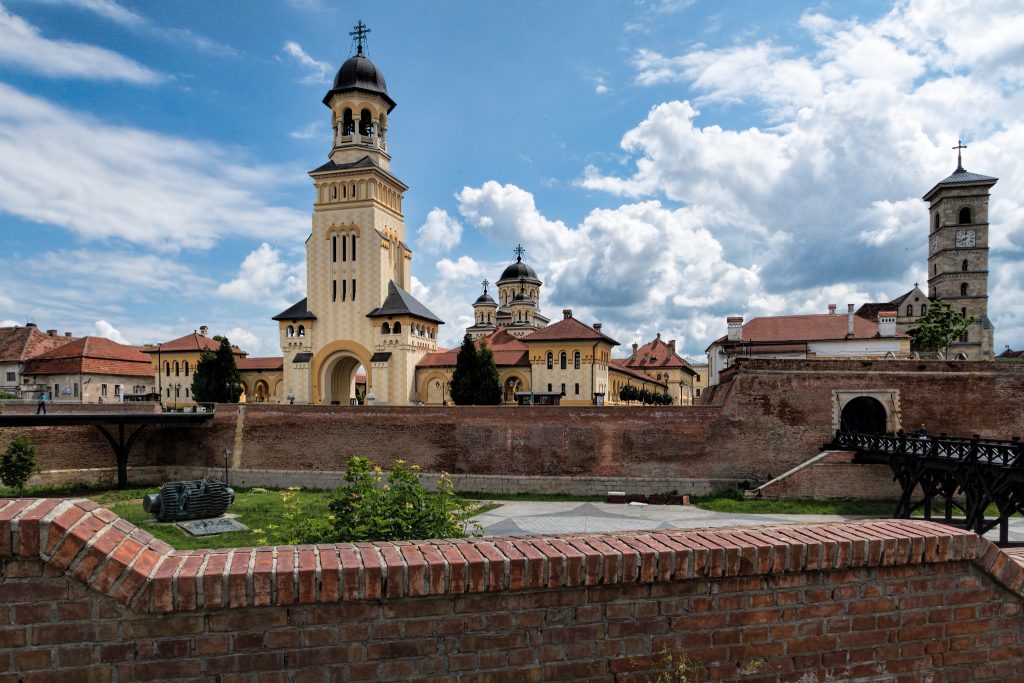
[0, 319, 18, 327]
[290, 121, 322, 140]
[416, 208, 463, 254]
[0, 4, 163, 83]
[223, 326, 265, 356]
[282, 41, 331, 83]
[93, 320, 129, 344]
[217, 243, 305, 307]
[595, 84, 610, 95]
[0, 83, 308, 250]
[577, 0, 1024, 353]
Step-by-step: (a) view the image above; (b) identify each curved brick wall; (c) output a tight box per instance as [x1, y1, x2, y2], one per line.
[3, 498, 1024, 681]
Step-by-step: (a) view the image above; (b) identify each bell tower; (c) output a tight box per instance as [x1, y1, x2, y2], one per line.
[275, 21, 442, 405]
[923, 140, 998, 359]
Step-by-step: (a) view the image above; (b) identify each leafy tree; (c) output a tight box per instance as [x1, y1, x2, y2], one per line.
[1, 434, 37, 494]
[286, 456, 477, 543]
[191, 336, 243, 403]
[449, 334, 502, 405]
[914, 301, 974, 358]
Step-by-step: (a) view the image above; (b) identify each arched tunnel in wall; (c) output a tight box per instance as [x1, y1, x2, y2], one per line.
[840, 396, 888, 435]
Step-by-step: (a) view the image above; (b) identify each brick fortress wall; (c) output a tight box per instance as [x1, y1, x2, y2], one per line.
[3, 360, 1022, 494]
[3, 498, 1024, 681]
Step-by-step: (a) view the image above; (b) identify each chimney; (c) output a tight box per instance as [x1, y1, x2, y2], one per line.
[593, 323, 602, 332]
[828, 304, 837, 315]
[631, 342, 638, 358]
[727, 316, 743, 342]
[199, 325, 209, 337]
[846, 304, 855, 338]
[668, 340, 676, 352]
[64, 331, 72, 337]
[26, 322, 37, 328]
[47, 329, 56, 336]
[878, 311, 897, 338]
[562, 309, 572, 320]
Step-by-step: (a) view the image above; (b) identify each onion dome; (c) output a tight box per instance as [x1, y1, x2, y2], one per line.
[475, 292, 497, 306]
[322, 46, 396, 111]
[497, 244, 540, 284]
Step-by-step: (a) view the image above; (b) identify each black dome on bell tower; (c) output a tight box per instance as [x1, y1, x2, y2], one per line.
[322, 44, 396, 111]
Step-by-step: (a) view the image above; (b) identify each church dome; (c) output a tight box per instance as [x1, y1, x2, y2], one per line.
[322, 51, 396, 111]
[512, 289, 533, 304]
[474, 292, 497, 306]
[499, 259, 539, 283]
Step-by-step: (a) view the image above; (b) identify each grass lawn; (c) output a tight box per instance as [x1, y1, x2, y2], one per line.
[692, 495, 895, 517]
[0, 483, 497, 551]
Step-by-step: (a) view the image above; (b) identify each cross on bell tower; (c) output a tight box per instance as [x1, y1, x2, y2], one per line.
[953, 138, 967, 173]
[513, 244, 526, 262]
[481, 278, 490, 295]
[350, 20, 370, 55]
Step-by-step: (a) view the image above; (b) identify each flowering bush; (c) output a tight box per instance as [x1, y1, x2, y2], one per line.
[286, 456, 478, 543]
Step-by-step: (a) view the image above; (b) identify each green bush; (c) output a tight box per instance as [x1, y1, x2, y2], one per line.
[285, 457, 478, 543]
[1, 435, 37, 494]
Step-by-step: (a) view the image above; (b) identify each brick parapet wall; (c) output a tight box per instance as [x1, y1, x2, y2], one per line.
[3, 498, 1024, 681]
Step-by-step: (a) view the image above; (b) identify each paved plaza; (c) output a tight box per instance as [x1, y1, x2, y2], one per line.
[470, 500, 1024, 544]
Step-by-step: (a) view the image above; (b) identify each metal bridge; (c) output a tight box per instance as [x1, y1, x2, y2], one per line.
[0, 412, 214, 490]
[831, 430, 1024, 546]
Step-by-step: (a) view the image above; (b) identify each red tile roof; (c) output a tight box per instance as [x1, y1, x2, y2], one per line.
[522, 317, 619, 345]
[609, 359, 668, 387]
[0, 326, 77, 363]
[713, 313, 909, 345]
[617, 335, 696, 375]
[417, 327, 530, 369]
[237, 357, 284, 372]
[22, 337, 153, 378]
[140, 333, 247, 356]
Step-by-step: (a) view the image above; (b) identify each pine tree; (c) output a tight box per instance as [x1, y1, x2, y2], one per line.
[192, 336, 243, 403]
[475, 341, 502, 405]
[449, 334, 478, 405]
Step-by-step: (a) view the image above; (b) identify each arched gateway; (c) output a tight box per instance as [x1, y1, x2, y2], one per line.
[840, 396, 888, 435]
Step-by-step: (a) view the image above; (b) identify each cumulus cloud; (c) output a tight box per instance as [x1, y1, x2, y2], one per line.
[0, 83, 308, 250]
[0, 5, 163, 82]
[290, 121, 322, 140]
[416, 208, 463, 254]
[577, 0, 1024, 351]
[93, 320, 129, 344]
[282, 41, 331, 83]
[217, 243, 306, 307]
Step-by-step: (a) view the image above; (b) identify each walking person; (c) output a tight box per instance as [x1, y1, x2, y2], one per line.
[36, 391, 47, 415]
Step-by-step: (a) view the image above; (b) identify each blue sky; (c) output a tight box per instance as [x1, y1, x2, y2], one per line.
[1, 0, 1023, 360]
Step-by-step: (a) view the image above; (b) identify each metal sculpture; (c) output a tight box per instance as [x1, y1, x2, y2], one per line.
[143, 478, 235, 522]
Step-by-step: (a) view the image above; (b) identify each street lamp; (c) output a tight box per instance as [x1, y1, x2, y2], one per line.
[156, 342, 162, 409]
[222, 447, 231, 485]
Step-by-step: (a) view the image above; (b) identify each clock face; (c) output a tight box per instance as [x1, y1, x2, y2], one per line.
[956, 229, 976, 248]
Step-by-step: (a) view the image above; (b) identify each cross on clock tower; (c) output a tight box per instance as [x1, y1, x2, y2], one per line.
[923, 139, 998, 359]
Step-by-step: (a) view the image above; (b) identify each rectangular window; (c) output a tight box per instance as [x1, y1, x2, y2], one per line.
[341, 234, 347, 262]
[561, 383, 566, 395]
[5, 371, 13, 382]
[114, 385, 122, 396]
[332, 235, 337, 263]
[73, 383, 79, 397]
[342, 280, 347, 301]
[101, 384, 108, 397]
[547, 383, 552, 392]
[332, 280, 337, 301]
[574, 383, 579, 395]
[352, 278, 356, 299]
[351, 235, 357, 261]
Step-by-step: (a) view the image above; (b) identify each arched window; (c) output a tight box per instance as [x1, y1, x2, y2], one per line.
[297, 325, 305, 337]
[286, 325, 294, 337]
[174, 361, 179, 376]
[933, 213, 939, 232]
[342, 108, 354, 135]
[393, 321, 402, 333]
[381, 322, 390, 334]
[546, 352, 553, 370]
[164, 361, 170, 377]
[696, 388, 701, 398]
[560, 352, 567, 370]
[962, 307, 967, 318]
[332, 185, 337, 200]
[934, 264, 937, 276]
[958, 207, 971, 224]
[359, 109, 372, 136]
[962, 259, 968, 272]
[921, 304, 927, 316]
[906, 305, 913, 317]
[184, 361, 190, 376]
[656, 373, 662, 380]
[960, 282, 968, 296]
[574, 351, 581, 370]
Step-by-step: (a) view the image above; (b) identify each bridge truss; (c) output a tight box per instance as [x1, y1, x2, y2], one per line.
[832, 430, 1024, 546]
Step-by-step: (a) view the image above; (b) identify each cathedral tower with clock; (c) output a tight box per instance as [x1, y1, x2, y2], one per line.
[273, 22, 443, 405]
[922, 142, 997, 359]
